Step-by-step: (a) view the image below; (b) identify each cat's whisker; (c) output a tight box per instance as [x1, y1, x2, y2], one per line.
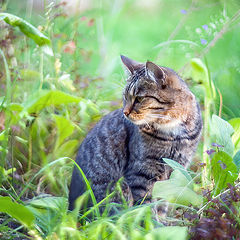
[150, 108, 175, 113]
[147, 114, 172, 120]
[143, 119, 151, 128]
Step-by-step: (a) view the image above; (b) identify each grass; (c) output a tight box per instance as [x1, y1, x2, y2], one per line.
[0, 0, 240, 239]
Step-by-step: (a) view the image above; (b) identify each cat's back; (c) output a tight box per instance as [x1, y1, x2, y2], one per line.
[75, 108, 133, 170]
[69, 108, 133, 209]
[80, 108, 130, 148]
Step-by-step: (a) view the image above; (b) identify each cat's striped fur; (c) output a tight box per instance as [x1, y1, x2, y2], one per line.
[68, 56, 202, 211]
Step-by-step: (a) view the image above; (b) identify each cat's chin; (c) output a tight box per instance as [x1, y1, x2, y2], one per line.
[138, 118, 184, 136]
[152, 119, 184, 135]
[124, 114, 148, 126]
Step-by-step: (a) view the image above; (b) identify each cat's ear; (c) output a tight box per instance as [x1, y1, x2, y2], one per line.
[120, 55, 143, 75]
[145, 61, 166, 85]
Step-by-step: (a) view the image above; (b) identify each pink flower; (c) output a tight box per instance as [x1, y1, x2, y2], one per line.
[88, 18, 95, 27]
[63, 41, 76, 54]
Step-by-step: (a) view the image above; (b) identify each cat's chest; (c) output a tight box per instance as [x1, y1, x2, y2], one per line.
[129, 133, 175, 159]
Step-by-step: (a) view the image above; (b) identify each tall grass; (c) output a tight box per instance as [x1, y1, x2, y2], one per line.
[0, 0, 240, 239]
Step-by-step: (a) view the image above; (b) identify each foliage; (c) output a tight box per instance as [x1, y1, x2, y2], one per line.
[0, 0, 240, 239]
[152, 159, 203, 206]
[0, 12, 50, 46]
[190, 184, 240, 239]
[0, 196, 34, 228]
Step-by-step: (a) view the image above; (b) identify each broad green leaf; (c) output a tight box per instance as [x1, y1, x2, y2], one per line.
[229, 118, 240, 151]
[54, 115, 75, 148]
[55, 140, 79, 158]
[0, 196, 35, 228]
[211, 151, 238, 195]
[0, 166, 16, 182]
[20, 69, 41, 82]
[233, 150, 240, 171]
[5, 167, 16, 176]
[0, 130, 5, 141]
[58, 73, 76, 91]
[163, 158, 192, 182]
[79, 100, 101, 127]
[190, 58, 209, 86]
[190, 58, 215, 99]
[0, 13, 50, 46]
[146, 226, 188, 240]
[26, 197, 67, 236]
[9, 103, 23, 112]
[152, 170, 202, 206]
[23, 90, 82, 113]
[211, 115, 234, 156]
[27, 196, 67, 211]
[15, 136, 28, 145]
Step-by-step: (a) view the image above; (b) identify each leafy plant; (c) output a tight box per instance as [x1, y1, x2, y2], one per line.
[0, 196, 34, 228]
[211, 151, 238, 195]
[207, 115, 240, 195]
[152, 158, 203, 206]
[0, 13, 50, 46]
[190, 184, 240, 239]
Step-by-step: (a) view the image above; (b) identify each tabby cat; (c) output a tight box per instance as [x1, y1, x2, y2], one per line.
[68, 55, 202, 211]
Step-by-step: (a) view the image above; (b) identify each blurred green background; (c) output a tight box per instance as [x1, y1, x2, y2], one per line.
[2, 0, 240, 118]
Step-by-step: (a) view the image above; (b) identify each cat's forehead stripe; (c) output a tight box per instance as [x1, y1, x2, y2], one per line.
[127, 68, 146, 96]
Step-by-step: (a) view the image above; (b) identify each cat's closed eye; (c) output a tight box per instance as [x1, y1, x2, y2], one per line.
[135, 96, 144, 103]
[136, 96, 168, 105]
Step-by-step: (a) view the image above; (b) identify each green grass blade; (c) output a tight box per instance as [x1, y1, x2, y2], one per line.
[0, 196, 35, 228]
[0, 49, 11, 169]
[0, 13, 50, 46]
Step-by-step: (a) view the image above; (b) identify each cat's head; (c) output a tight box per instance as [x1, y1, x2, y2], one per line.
[121, 55, 197, 132]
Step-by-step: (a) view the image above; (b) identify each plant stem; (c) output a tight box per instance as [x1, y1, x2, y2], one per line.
[202, 96, 211, 184]
[28, 125, 32, 172]
[39, 49, 44, 90]
[0, 49, 11, 168]
[197, 182, 240, 215]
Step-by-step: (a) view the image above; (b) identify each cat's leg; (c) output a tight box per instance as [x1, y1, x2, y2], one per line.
[86, 178, 133, 216]
[124, 159, 169, 204]
[124, 163, 171, 223]
[124, 167, 155, 205]
[151, 170, 172, 224]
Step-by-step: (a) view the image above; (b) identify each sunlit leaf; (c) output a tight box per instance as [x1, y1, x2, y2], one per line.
[55, 140, 79, 158]
[15, 136, 28, 145]
[0, 130, 5, 141]
[190, 58, 209, 85]
[229, 118, 240, 151]
[26, 196, 67, 236]
[163, 158, 192, 182]
[27, 196, 67, 211]
[152, 169, 202, 206]
[20, 69, 41, 82]
[233, 150, 240, 171]
[23, 90, 83, 113]
[9, 103, 23, 112]
[211, 115, 234, 156]
[0, 196, 35, 228]
[0, 13, 50, 46]
[211, 151, 238, 195]
[54, 115, 75, 148]
[146, 226, 188, 240]
[190, 58, 216, 99]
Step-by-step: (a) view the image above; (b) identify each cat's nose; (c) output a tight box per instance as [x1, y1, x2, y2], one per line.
[123, 109, 130, 116]
[123, 103, 132, 117]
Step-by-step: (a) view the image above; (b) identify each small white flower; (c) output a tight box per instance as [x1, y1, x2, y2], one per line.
[210, 23, 216, 29]
[195, 28, 202, 34]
